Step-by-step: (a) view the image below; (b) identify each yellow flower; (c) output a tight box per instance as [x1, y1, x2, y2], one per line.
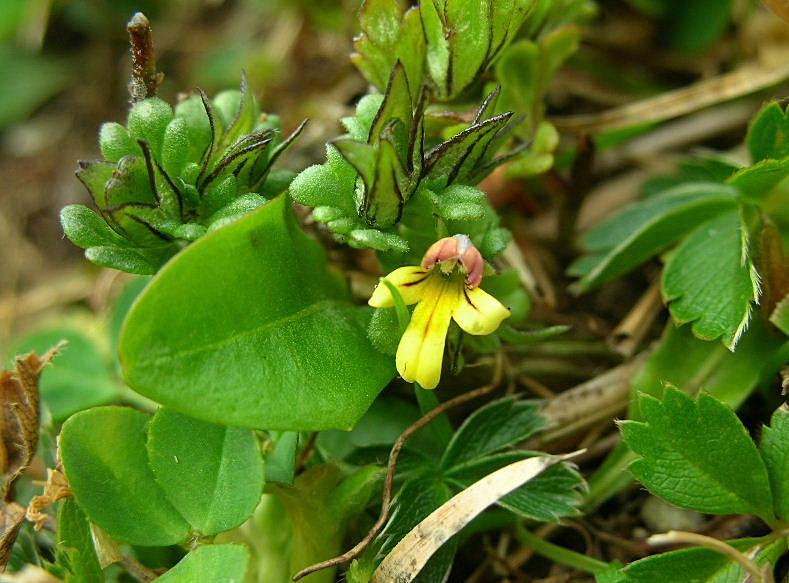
[368, 234, 510, 389]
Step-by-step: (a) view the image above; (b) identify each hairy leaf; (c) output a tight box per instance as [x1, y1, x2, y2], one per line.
[146, 408, 264, 536]
[120, 195, 394, 431]
[662, 211, 759, 349]
[60, 407, 190, 546]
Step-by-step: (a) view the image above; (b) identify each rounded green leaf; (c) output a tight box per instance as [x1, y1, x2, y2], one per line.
[156, 545, 249, 583]
[60, 407, 191, 546]
[119, 195, 394, 430]
[146, 408, 263, 535]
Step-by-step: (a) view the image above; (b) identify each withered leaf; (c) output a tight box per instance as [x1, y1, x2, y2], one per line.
[0, 501, 26, 571]
[26, 469, 71, 531]
[763, 0, 789, 23]
[371, 453, 581, 583]
[0, 346, 58, 501]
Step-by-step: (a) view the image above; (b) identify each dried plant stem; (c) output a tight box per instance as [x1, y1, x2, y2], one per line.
[292, 354, 504, 581]
[127, 13, 162, 102]
[120, 556, 158, 583]
[294, 432, 318, 472]
[608, 281, 663, 357]
[533, 353, 648, 446]
[648, 530, 773, 583]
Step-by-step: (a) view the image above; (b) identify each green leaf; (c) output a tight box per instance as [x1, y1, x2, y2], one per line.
[119, 195, 394, 430]
[446, 452, 585, 521]
[666, 0, 732, 53]
[623, 536, 786, 583]
[265, 431, 299, 485]
[662, 210, 759, 349]
[146, 408, 264, 536]
[629, 318, 786, 415]
[760, 405, 789, 522]
[271, 464, 380, 582]
[352, 0, 425, 98]
[424, 113, 513, 187]
[60, 407, 191, 546]
[84, 245, 168, 275]
[572, 183, 738, 291]
[156, 545, 249, 583]
[60, 205, 125, 250]
[289, 145, 357, 215]
[727, 158, 789, 201]
[440, 398, 545, 468]
[11, 328, 120, 421]
[620, 388, 774, 521]
[747, 101, 789, 162]
[126, 98, 174, 160]
[0, 47, 72, 130]
[56, 499, 102, 583]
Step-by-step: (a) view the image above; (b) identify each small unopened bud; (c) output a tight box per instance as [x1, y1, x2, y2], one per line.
[421, 234, 484, 287]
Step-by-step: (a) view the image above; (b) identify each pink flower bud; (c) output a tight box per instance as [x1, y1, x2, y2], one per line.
[421, 234, 484, 288]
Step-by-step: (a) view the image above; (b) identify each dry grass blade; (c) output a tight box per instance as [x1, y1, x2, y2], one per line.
[370, 452, 583, 583]
[552, 62, 789, 135]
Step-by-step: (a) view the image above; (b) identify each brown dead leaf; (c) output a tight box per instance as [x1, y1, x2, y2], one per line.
[0, 346, 59, 501]
[763, 0, 789, 23]
[0, 501, 26, 571]
[26, 469, 71, 531]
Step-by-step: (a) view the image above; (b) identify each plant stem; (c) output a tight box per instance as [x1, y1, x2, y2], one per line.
[414, 385, 453, 448]
[516, 526, 609, 574]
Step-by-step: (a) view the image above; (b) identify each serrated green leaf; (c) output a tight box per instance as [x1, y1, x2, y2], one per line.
[119, 195, 394, 431]
[760, 405, 789, 522]
[747, 101, 789, 162]
[623, 536, 785, 583]
[441, 398, 545, 468]
[446, 452, 584, 521]
[146, 408, 264, 536]
[60, 407, 191, 546]
[727, 158, 789, 201]
[572, 183, 738, 292]
[56, 499, 102, 583]
[156, 545, 249, 583]
[662, 210, 759, 349]
[620, 388, 774, 521]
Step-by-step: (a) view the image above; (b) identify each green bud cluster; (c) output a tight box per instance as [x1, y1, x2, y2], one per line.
[61, 80, 303, 274]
